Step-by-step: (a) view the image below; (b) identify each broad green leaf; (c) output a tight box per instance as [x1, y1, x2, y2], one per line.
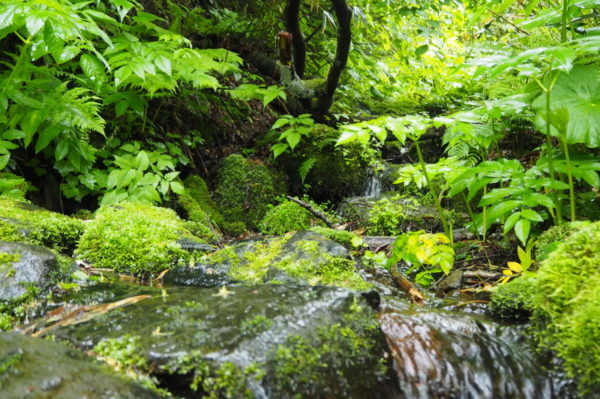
[170, 181, 184, 194]
[154, 55, 172, 76]
[514, 218, 531, 245]
[533, 66, 600, 148]
[55, 140, 69, 161]
[0, 154, 10, 170]
[486, 200, 522, 221]
[503, 212, 521, 234]
[57, 46, 81, 64]
[272, 118, 291, 130]
[286, 132, 301, 149]
[21, 110, 46, 147]
[521, 208, 544, 222]
[271, 143, 288, 158]
[35, 125, 62, 153]
[135, 151, 150, 171]
[80, 54, 105, 80]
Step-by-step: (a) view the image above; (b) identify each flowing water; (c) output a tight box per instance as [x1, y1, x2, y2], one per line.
[378, 297, 574, 399]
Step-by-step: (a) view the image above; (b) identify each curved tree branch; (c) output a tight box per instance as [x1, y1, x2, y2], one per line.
[285, 0, 306, 79]
[315, 0, 351, 115]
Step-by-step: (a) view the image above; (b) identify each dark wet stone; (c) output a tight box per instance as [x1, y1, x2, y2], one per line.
[164, 231, 367, 290]
[0, 241, 57, 301]
[379, 299, 574, 399]
[0, 332, 163, 399]
[176, 238, 216, 254]
[48, 283, 398, 398]
[435, 269, 463, 293]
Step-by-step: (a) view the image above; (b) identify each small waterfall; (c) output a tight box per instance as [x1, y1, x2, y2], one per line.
[361, 170, 383, 197]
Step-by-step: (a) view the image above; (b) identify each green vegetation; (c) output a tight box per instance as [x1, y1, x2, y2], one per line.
[0, 199, 84, 254]
[75, 202, 195, 276]
[534, 221, 590, 261]
[259, 200, 313, 235]
[530, 221, 600, 395]
[214, 154, 283, 234]
[178, 175, 223, 242]
[490, 275, 536, 321]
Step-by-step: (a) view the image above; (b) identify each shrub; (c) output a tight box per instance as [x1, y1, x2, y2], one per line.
[76, 202, 195, 276]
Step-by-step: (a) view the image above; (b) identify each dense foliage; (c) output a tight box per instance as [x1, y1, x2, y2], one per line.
[1, 0, 600, 395]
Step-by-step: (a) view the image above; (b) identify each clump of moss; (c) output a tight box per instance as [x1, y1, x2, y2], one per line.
[266, 298, 389, 397]
[178, 175, 223, 242]
[534, 221, 590, 261]
[530, 221, 600, 395]
[214, 154, 284, 233]
[259, 200, 313, 235]
[0, 199, 84, 254]
[204, 232, 372, 291]
[163, 351, 262, 399]
[308, 227, 361, 248]
[76, 202, 194, 276]
[490, 275, 536, 320]
[0, 252, 20, 278]
[0, 172, 32, 200]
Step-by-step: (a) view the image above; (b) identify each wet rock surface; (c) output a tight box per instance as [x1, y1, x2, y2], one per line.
[379, 298, 574, 399]
[0, 331, 163, 399]
[46, 282, 398, 399]
[0, 241, 57, 301]
[164, 231, 370, 290]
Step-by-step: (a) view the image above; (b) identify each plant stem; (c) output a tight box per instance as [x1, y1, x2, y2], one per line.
[561, 0, 569, 43]
[482, 184, 487, 242]
[561, 138, 576, 221]
[414, 139, 452, 245]
[461, 191, 482, 241]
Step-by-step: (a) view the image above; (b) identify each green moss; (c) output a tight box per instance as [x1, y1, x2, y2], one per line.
[534, 221, 590, 261]
[308, 227, 360, 248]
[209, 234, 372, 291]
[214, 154, 283, 232]
[163, 352, 261, 399]
[259, 200, 313, 235]
[267, 299, 387, 397]
[241, 315, 274, 336]
[0, 199, 84, 254]
[0, 312, 12, 331]
[0, 252, 20, 278]
[178, 175, 223, 242]
[490, 275, 536, 320]
[530, 221, 600, 395]
[75, 202, 192, 276]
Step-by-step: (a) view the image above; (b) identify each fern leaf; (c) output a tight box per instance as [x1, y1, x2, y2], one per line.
[299, 157, 317, 183]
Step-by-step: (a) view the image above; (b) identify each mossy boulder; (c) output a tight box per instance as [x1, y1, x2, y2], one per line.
[75, 202, 201, 276]
[177, 175, 223, 242]
[0, 199, 84, 255]
[489, 275, 536, 320]
[529, 221, 600, 395]
[275, 124, 368, 202]
[338, 194, 441, 235]
[214, 154, 284, 233]
[0, 332, 163, 399]
[533, 221, 590, 261]
[258, 199, 315, 235]
[49, 283, 397, 398]
[164, 231, 372, 291]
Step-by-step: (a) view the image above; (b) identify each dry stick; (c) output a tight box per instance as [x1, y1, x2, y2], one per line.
[285, 196, 335, 228]
[390, 264, 425, 306]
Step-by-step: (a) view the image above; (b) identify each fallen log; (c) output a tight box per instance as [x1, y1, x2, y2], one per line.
[390, 264, 424, 306]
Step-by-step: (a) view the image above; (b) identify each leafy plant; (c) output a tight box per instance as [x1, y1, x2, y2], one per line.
[270, 114, 315, 158]
[387, 231, 455, 286]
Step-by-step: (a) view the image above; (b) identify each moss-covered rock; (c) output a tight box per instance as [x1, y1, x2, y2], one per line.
[308, 226, 362, 248]
[177, 175, 223, 242]
[490, 275, 536, 320]
[275, 124, 369, 202]
[49, 283, 397, 398]
[75, 202, 199, 276]
[0, 332, 163, 399]
[533, 221, 590, 261]
[529, 221, 600, 395]
[338, 194, 442, 235]
[259, 200, 314, 235]
[0, 199, 84, 254]
[214, 154, 284, 233]
[165, 231, 372, 291]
